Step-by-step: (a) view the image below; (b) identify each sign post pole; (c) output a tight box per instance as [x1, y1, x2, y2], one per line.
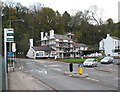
[4, 28, 14, 89]
[4, 29, 8, 90]
[12, 43, 16, 72]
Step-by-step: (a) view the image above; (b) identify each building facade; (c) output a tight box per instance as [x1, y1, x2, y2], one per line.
[26, 39, 56, 59]
[40, 30, 88, 59]
[99, 34, 120, 56]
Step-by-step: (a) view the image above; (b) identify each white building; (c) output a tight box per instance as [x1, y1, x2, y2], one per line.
[26, 39, 56, 59]
[99, 34, 120, 56]
[40, 30, 88, 58]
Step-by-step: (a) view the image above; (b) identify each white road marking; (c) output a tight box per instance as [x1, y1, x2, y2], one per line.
[29, 70, 34, 71]
[48, 65, 62, 67]
[86, 77, 91, 80]
[52, 68, 62, 71]
[21, 66, 24, 68]
[91, 78, 99, 82]
[86, 77, 99, 82]
[45, 70, 47, 74]
[44, 65, 46, 67]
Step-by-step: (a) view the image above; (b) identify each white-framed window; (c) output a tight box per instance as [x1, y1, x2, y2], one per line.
[39, 52, 43, 56]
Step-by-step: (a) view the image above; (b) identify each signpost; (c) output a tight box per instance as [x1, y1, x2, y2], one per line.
[12, 43, 16, 71]
[4, 28, 14, 89]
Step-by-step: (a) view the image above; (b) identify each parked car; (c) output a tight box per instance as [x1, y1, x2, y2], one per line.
[83, 58, 98, 67]
[100, 57, 114, 64]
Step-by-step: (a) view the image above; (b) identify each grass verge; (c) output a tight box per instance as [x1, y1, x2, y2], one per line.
[58, 58, 102, 63]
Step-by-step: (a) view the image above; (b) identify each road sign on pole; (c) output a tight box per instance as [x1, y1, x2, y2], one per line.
[4, 28, 14, 42]
[12, 43, 16, 52]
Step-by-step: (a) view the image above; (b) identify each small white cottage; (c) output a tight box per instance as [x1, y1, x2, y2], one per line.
[99, 34, 120, 56]
[26, 39, 56, 59]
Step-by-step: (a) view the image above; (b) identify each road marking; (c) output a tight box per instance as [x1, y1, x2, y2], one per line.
[29, 70, 34, 72]
[48, 65, 62, 67]
[86, 77, 99, 82]
[86, 78, 91, 79]
[44, 65, 46, 67]
[91, 78, 99, 82]
[21, 66, 24, 68]
[45, 70, 47, 74]
[38, 70, 43, 73]
[52, 68, 62, 71]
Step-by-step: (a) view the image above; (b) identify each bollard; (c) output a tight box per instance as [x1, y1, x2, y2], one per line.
[69, 63, 73, 72]
[78, 64, 83, 75]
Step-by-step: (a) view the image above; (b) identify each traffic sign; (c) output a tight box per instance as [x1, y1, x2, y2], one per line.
[4, 28, 14, 42]
[7, 38, 14, 41]
[7, 54, 14, 57]
[7, 33, 14, 36]
[78, 64, 83, 68]
[12, 43, 16, 52]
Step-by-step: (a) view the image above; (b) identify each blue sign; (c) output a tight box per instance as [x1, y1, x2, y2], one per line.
[78, 64, 83, 68]
[7, 54, 14, 57]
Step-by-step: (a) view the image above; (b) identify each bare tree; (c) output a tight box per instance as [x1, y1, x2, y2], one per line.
[29, 2, 44, 13]
[89, 5, 104, 26]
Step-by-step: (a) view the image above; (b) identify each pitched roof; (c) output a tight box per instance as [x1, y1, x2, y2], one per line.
[111, 36, 120, 40]
[54, 34, 72, 41]
[32, 46, 55, 51]
[74, 43, 87, 47]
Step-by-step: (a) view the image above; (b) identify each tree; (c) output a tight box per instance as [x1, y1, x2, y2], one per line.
[37, 7, 65, 34]
[62, 11, 71, 33]
[89, 5, 104, 26]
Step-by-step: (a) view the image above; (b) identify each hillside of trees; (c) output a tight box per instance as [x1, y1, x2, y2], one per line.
[1, 1, 120, 55]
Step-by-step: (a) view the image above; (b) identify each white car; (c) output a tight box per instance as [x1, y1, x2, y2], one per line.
[83, 58, 98, 67]
[100, 57, 114, 64]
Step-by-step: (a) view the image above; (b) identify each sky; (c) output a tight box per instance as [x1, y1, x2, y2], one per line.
[1, 0, 120, 23]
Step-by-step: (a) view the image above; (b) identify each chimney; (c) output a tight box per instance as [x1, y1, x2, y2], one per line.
[50, 30, 52, 39]
[50, 30, 54, 39]
[45, 32, 48, 36]
[41, 32, 44, 40]
[107, 34, 110, 37]
[29, 39, 33, 48]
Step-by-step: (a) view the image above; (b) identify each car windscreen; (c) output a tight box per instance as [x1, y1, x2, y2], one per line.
[103, 57, 110, 60]
[85, 59, 94, 62]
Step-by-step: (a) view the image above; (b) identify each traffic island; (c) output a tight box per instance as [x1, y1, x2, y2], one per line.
[64, 71, 89, 78]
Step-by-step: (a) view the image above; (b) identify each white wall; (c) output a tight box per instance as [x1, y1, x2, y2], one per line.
[104, 36, 114, 56]
[26, 48, 35, 59]
[99, 34, 119, 56]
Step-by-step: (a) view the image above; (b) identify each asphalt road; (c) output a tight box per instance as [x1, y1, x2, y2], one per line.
[14, 58, 119, 90]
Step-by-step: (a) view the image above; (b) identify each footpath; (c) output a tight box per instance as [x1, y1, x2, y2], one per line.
[8, 71, 52, 90]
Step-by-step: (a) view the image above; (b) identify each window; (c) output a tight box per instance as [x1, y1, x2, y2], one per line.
[39, 52, 43, 56]
[45, 41, 46, 44]
[36, 53, 39, 56]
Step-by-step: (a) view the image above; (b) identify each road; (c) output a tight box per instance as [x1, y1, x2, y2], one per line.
[12, 58, 119, 90]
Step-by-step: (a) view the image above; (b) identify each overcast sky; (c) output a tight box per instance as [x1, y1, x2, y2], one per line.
[1, 0, 120, 23]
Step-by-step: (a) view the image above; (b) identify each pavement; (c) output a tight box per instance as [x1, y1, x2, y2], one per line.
[8, 71, 52, 90]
